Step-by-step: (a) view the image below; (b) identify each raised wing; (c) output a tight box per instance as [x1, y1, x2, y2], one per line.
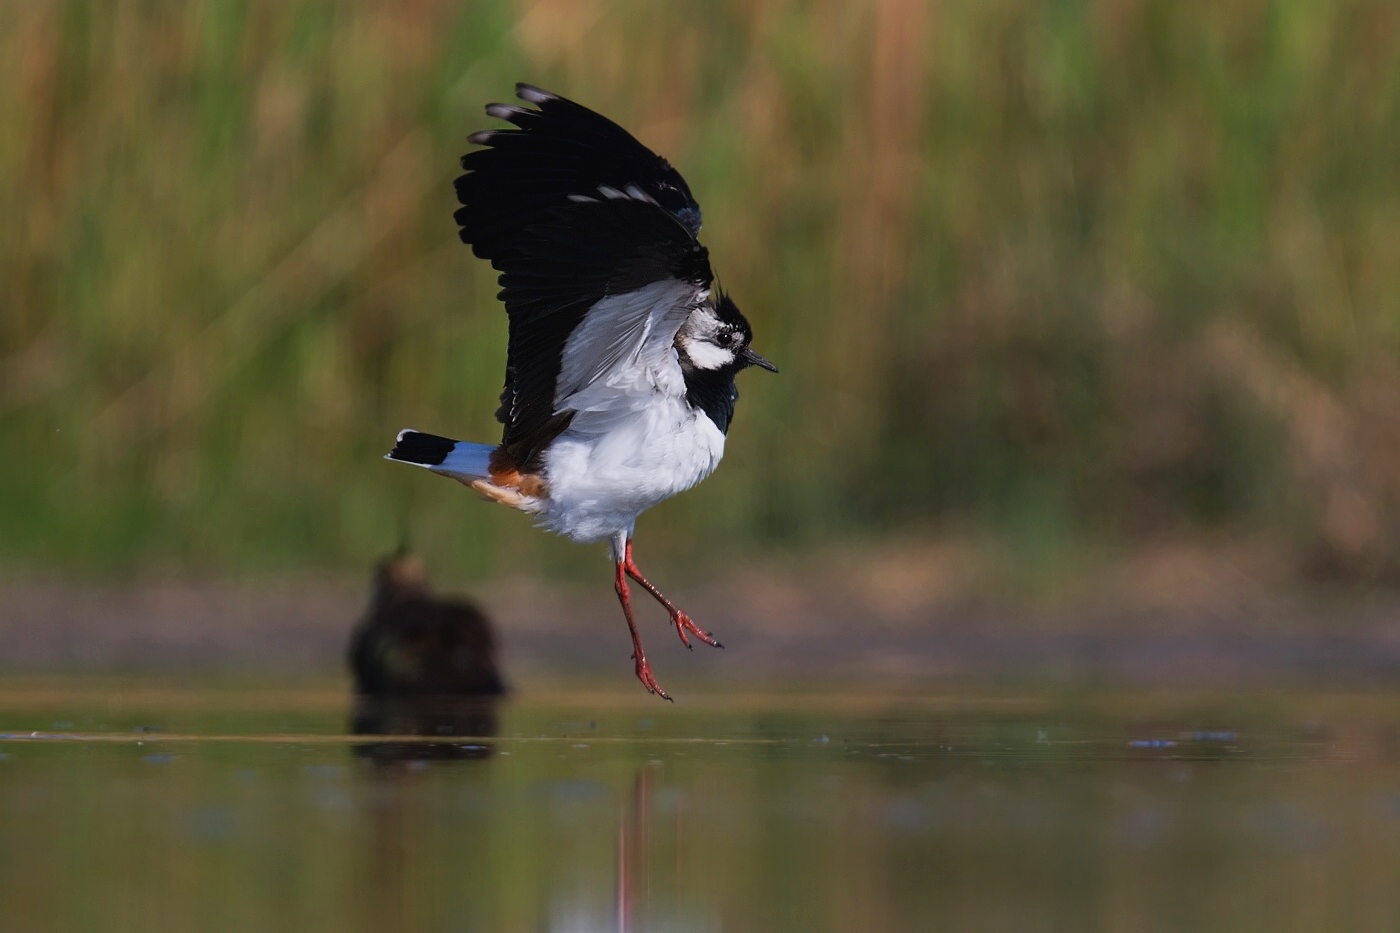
[455, 84, 702, 261]
[455, 86, 714, 471]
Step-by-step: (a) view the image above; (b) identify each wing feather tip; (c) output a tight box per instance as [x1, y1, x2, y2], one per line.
[485, 103, 530, 121]
[515, 83, 555, 104]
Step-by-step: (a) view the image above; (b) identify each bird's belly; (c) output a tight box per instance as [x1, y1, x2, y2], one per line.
[537, 401, 726, 543]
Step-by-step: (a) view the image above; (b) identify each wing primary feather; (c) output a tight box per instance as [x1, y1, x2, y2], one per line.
[484, 103, 531, 121]
[455, 83, 703, 259]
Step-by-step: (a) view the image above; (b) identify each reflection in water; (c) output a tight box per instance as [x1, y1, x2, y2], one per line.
[350, 696, 500, 762]
[615, 763, 673, 933]
[4, 690, 1400, 931]
[352, 700, 498, 933]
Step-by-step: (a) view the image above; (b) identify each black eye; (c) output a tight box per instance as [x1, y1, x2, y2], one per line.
[717, 331, 735, 347]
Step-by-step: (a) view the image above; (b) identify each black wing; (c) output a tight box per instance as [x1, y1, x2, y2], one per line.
[455, 86, 712, 470]
[454, 84, 702, 260]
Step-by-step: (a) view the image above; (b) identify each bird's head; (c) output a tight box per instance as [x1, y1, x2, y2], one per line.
[675, 294, 779, 375]
[374, 547, 430, 602]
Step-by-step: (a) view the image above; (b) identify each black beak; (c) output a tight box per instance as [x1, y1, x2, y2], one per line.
[741, 348, 779, 373]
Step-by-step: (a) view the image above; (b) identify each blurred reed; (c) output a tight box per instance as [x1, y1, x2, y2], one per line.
[2, 0, 1399, 580]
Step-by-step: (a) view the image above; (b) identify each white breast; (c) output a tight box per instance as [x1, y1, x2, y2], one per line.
[536, 395, 726, 543]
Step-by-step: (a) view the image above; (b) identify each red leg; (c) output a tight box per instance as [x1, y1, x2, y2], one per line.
[623, 540, 724, 650]
[615, 560, 672, 701]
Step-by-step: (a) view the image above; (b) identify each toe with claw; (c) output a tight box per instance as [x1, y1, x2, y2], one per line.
[632, 652, 672, 701]
[671, 610, 723, 650]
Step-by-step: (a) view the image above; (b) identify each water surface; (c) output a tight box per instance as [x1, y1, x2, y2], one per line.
[1, 680, 1398, 932]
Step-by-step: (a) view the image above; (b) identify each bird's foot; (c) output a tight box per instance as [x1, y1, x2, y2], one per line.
[670, 610, 723, 650]
[632, 652, 673, 702]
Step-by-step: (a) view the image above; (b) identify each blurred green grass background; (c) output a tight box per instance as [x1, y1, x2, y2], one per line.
[2, 0, 1399, 583]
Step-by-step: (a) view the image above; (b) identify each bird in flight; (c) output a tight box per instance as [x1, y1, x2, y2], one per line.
[386, 83, 777, 699]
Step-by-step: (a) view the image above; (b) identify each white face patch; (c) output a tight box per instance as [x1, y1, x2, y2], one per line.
[675, 308, 741, 371]
[681, 339, 737, 370]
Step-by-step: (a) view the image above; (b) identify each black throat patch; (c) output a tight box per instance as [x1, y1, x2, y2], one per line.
[681, 365, 741, 434]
